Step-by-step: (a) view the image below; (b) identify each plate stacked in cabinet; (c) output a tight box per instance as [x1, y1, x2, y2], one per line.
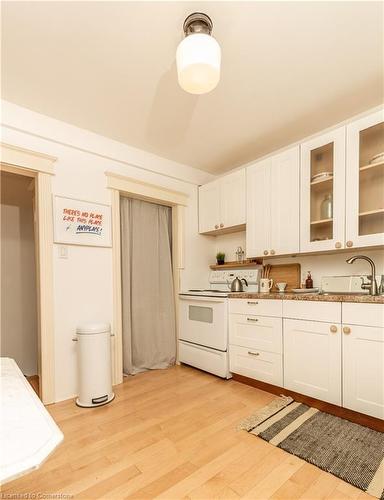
[229, 299, 283, 386]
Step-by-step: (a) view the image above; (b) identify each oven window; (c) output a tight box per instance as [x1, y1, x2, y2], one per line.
[188, 305, 213, 323]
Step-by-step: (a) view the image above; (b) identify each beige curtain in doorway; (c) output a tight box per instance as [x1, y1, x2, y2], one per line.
[120, 197, 176, 375]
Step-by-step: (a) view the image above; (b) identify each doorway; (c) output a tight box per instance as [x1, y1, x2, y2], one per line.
[107, 172, 187, 385]
[1, 143, 56, 404]
[1, 171, 39, 394]
[120, 197, 176, 375]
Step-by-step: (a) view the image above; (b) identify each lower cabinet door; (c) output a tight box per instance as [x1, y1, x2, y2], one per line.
[229, 345, 283, 386]
[283, 319, 342, 405]
[343, 325, 384, 419]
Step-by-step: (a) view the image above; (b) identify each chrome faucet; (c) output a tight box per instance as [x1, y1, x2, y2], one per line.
[346, 255, 378, 295]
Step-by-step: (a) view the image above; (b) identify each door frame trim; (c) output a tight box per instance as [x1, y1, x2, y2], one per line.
[1, 143, 57, 404]
[106, 171, 187, 384]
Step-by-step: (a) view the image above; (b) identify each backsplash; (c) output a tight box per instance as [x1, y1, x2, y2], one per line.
[214, 231, 247, 262]
[214, 232, 384, 288]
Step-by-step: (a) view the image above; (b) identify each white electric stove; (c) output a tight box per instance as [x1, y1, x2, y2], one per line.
[178, 268, 261, 378]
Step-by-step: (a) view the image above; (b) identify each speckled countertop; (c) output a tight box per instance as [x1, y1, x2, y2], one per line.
[228, 292, 384, 304]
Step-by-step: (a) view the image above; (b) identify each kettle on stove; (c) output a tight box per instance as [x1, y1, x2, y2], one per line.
[228, 276, 248, 292]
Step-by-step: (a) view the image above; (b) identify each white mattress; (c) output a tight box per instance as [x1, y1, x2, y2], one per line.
[0, 357, 63, 484]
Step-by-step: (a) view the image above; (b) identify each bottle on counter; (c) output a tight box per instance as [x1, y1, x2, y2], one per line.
[305, 271, 313, 289]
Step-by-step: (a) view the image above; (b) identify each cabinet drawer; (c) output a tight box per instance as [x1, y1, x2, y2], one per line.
[229, 299, 282, 317]
[179, 341, 229, 379]
[283, 300, 341, 323]
[229, 314, 282, 353]
[342, 303, 384, 328]
[229, 345, 282, 386]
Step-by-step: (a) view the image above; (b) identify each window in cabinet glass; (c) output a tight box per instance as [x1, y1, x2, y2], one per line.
[310, 142, 334, 242]
[358, 122, 384, 236]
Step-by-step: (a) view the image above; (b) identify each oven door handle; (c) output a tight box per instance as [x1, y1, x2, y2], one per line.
[179, 295, 226, 303]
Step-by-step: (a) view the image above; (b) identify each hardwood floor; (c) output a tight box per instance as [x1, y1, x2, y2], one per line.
[26, 374, 39, 396]
[3, 365, 374, 499]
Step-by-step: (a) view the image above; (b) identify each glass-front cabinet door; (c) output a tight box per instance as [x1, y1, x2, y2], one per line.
[300, 127, 346, 252]
[346, 110, 384, 248]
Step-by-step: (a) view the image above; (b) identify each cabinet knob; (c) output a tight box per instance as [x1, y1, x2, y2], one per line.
[346, 241, 353, 248]
[215, 224, 219, 229]
[343, 326, 351, 334]
[220, 223, 224, 228]
[270, 249, 276, 255]
[335, 242, 342, 249]
[248, 351, 260, 356]
[330, 325, 338, 333]
[263, 250, 269, 255]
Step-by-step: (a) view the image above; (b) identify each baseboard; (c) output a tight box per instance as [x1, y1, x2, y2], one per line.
[232, 373, 384, 432]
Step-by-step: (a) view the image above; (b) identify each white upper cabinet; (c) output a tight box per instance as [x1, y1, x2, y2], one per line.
[199, 109, 384, 253]
[247, 147, 300, 258]
[220, 170, 246, 229]
[346, 110, 384, 249]
[300, 127, 346, 253]
[198, 170, 245, 234]
[246, 158, 271, 257]
[270, 147, 300, 256]
[198, 179, 221, 234]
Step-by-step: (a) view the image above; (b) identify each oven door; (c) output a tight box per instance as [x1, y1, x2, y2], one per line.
[178, 296, 228, 351]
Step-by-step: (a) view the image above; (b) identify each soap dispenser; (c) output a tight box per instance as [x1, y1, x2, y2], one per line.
[305, 271, 313, 289]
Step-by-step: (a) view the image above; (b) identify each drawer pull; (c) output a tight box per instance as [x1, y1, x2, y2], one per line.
[247, 317, 258, 322]
[247, 301, 258, 305]
[248, 351, 260, 356]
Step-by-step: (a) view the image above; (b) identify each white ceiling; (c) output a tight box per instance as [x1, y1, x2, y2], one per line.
[1, 1, 383, 174]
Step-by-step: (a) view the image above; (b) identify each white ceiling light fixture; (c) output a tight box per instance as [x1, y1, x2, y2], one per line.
[176, 12, 221, 95]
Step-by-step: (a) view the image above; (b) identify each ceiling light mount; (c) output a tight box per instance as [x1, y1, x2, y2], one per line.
[183, 12, 213, 37]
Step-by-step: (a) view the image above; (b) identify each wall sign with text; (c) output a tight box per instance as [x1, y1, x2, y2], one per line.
[53, 196, 112, 247]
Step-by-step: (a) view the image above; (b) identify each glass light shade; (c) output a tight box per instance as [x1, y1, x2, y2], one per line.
[176, 33, 221, 95]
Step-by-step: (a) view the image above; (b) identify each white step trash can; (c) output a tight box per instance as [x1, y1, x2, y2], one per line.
[73, 322, 115, 408]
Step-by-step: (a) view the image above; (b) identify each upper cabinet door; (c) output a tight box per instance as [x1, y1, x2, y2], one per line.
[198, 180, 221, 234]
[198, 170, 246, 234]
[300, 127, 346, 253]
[246, 159, 271, 258]
[270, 147, 300, 256]
[346, 110, 384, 249]
[220, 169, 246, 229]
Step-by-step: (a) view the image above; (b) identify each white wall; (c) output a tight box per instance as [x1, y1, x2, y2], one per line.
[1, 100, 215, 402]
[1, 172, 38, 376]
[264, 250, 384, 288]
[214, 231, 246, 263]
[215, 232, 384, 287]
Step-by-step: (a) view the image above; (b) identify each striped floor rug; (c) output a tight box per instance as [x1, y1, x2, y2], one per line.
[240, 397, 384, 499]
